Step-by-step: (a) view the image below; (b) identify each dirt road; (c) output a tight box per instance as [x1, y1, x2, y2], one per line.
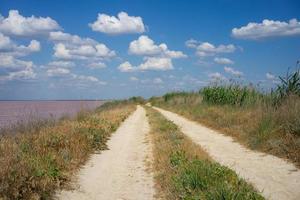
[154, 106, 300, 200]
[56, 105, 155, 200]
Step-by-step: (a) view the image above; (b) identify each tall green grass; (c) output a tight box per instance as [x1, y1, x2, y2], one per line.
[200, 66, 300, 107]
[275, 67, 300, 102]
[150, 67, 300, 166]
[201, 85, 262, 106]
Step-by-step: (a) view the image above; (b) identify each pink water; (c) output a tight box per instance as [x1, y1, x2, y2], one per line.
[0, 101, 105, 128]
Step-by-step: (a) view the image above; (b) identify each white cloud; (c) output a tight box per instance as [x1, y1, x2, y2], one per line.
[186, 39, 236, 57]
[153, 77, 163, 84]
[89, 11, 145, 34]
[197, 42, 236, 57]
[48, 61, 75, 68]
[224, 66, 243, 77]
[209, 72, 226, 80]
[129, 35, 160, 55]
[0, 32, 39, 81]
[0, 55, 34, 70]
[0, 55, 36, 81]
[130, 76, 139, 81]
[185, 39, 198, 48]
[49, 31, 96, 45]
[139, 57, 173, 71]
[87, 62, 106, 69]
[47, 67, 70, 77]
[214, 57, 234, 65]
[0, 33, 13, 50]
[265, 72, 280, 84]
[74, 75, 102, 83]
[50, 32, 116, 60]
[266, 72, 276, 80]
[0, 10, 60, 37]
[129, 35, 186, 58]
[118, 61, 135, 72]
[118, 57, 173, 72]
[46, 66, 106, 86]
[232, 19, 300, 39]
[0, 33, 40, 57]
[0, 68, 36, 81]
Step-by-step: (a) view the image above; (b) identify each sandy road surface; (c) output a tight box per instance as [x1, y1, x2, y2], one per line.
[56, 105, 155, 200]
[154, 106, 300, 200]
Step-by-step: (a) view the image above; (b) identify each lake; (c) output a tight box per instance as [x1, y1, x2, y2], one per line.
[0, 100, 105, 128]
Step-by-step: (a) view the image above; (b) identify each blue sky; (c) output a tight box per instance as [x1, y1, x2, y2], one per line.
[0, 0, 300, 100]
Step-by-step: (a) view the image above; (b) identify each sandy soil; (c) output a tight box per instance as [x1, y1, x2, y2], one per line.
[56, 105, 155, 200]
[154, 106, 300, 200]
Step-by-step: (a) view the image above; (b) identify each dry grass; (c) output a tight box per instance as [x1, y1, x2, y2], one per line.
[0, 103, 135, 199]
[150, 94, 300, 167]
[146, 107, 263, 199]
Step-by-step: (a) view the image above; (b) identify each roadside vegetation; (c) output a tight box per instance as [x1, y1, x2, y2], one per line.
[146, 107, 263, 199]
[0, 101, 136, 199]
[150, 67, 300, 166]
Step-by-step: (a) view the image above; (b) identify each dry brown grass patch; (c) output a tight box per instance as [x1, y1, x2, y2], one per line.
[0, 103, 135, 199]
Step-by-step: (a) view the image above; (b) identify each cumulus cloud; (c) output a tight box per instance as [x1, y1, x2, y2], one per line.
[0, 10, 60, 36]
[48, 61, 75, 68]
[89, 11, 145, 34]
[232, 19, 300, 39]
[129, 35, 160, 55]
[118, 61, 135, 72]
[0, 55, 36, 81]
[0, 68, 36, 81]
[118, 57, 173, 72]
[87, 62, 106, 69]
[196, 42, 236, 57]
[47, 67, 70, 77]
[49, 31, 96, 45]
[139, 57, 173, 71]
[0, 55, 34, 70]
[186, 39, 236, 57]
[46, 65, 106, 86]
[214, 57, 234, 65]
[75, 75, 100, 83]
[50, 31, 116, 60]
[224, 66, 243, 77]
[0, 33, 13, 49]
[52, 42, 115, 60]
[185, 39, 198, 48]
[129, 35, 186, 58]
[0, 33, 40, 57]
[0, 33, 39, 81]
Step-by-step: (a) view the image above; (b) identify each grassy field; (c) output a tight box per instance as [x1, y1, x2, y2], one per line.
[146, 106, 263, 199]
[150, 72, 300, 166]
[0, 102, 135, 199]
